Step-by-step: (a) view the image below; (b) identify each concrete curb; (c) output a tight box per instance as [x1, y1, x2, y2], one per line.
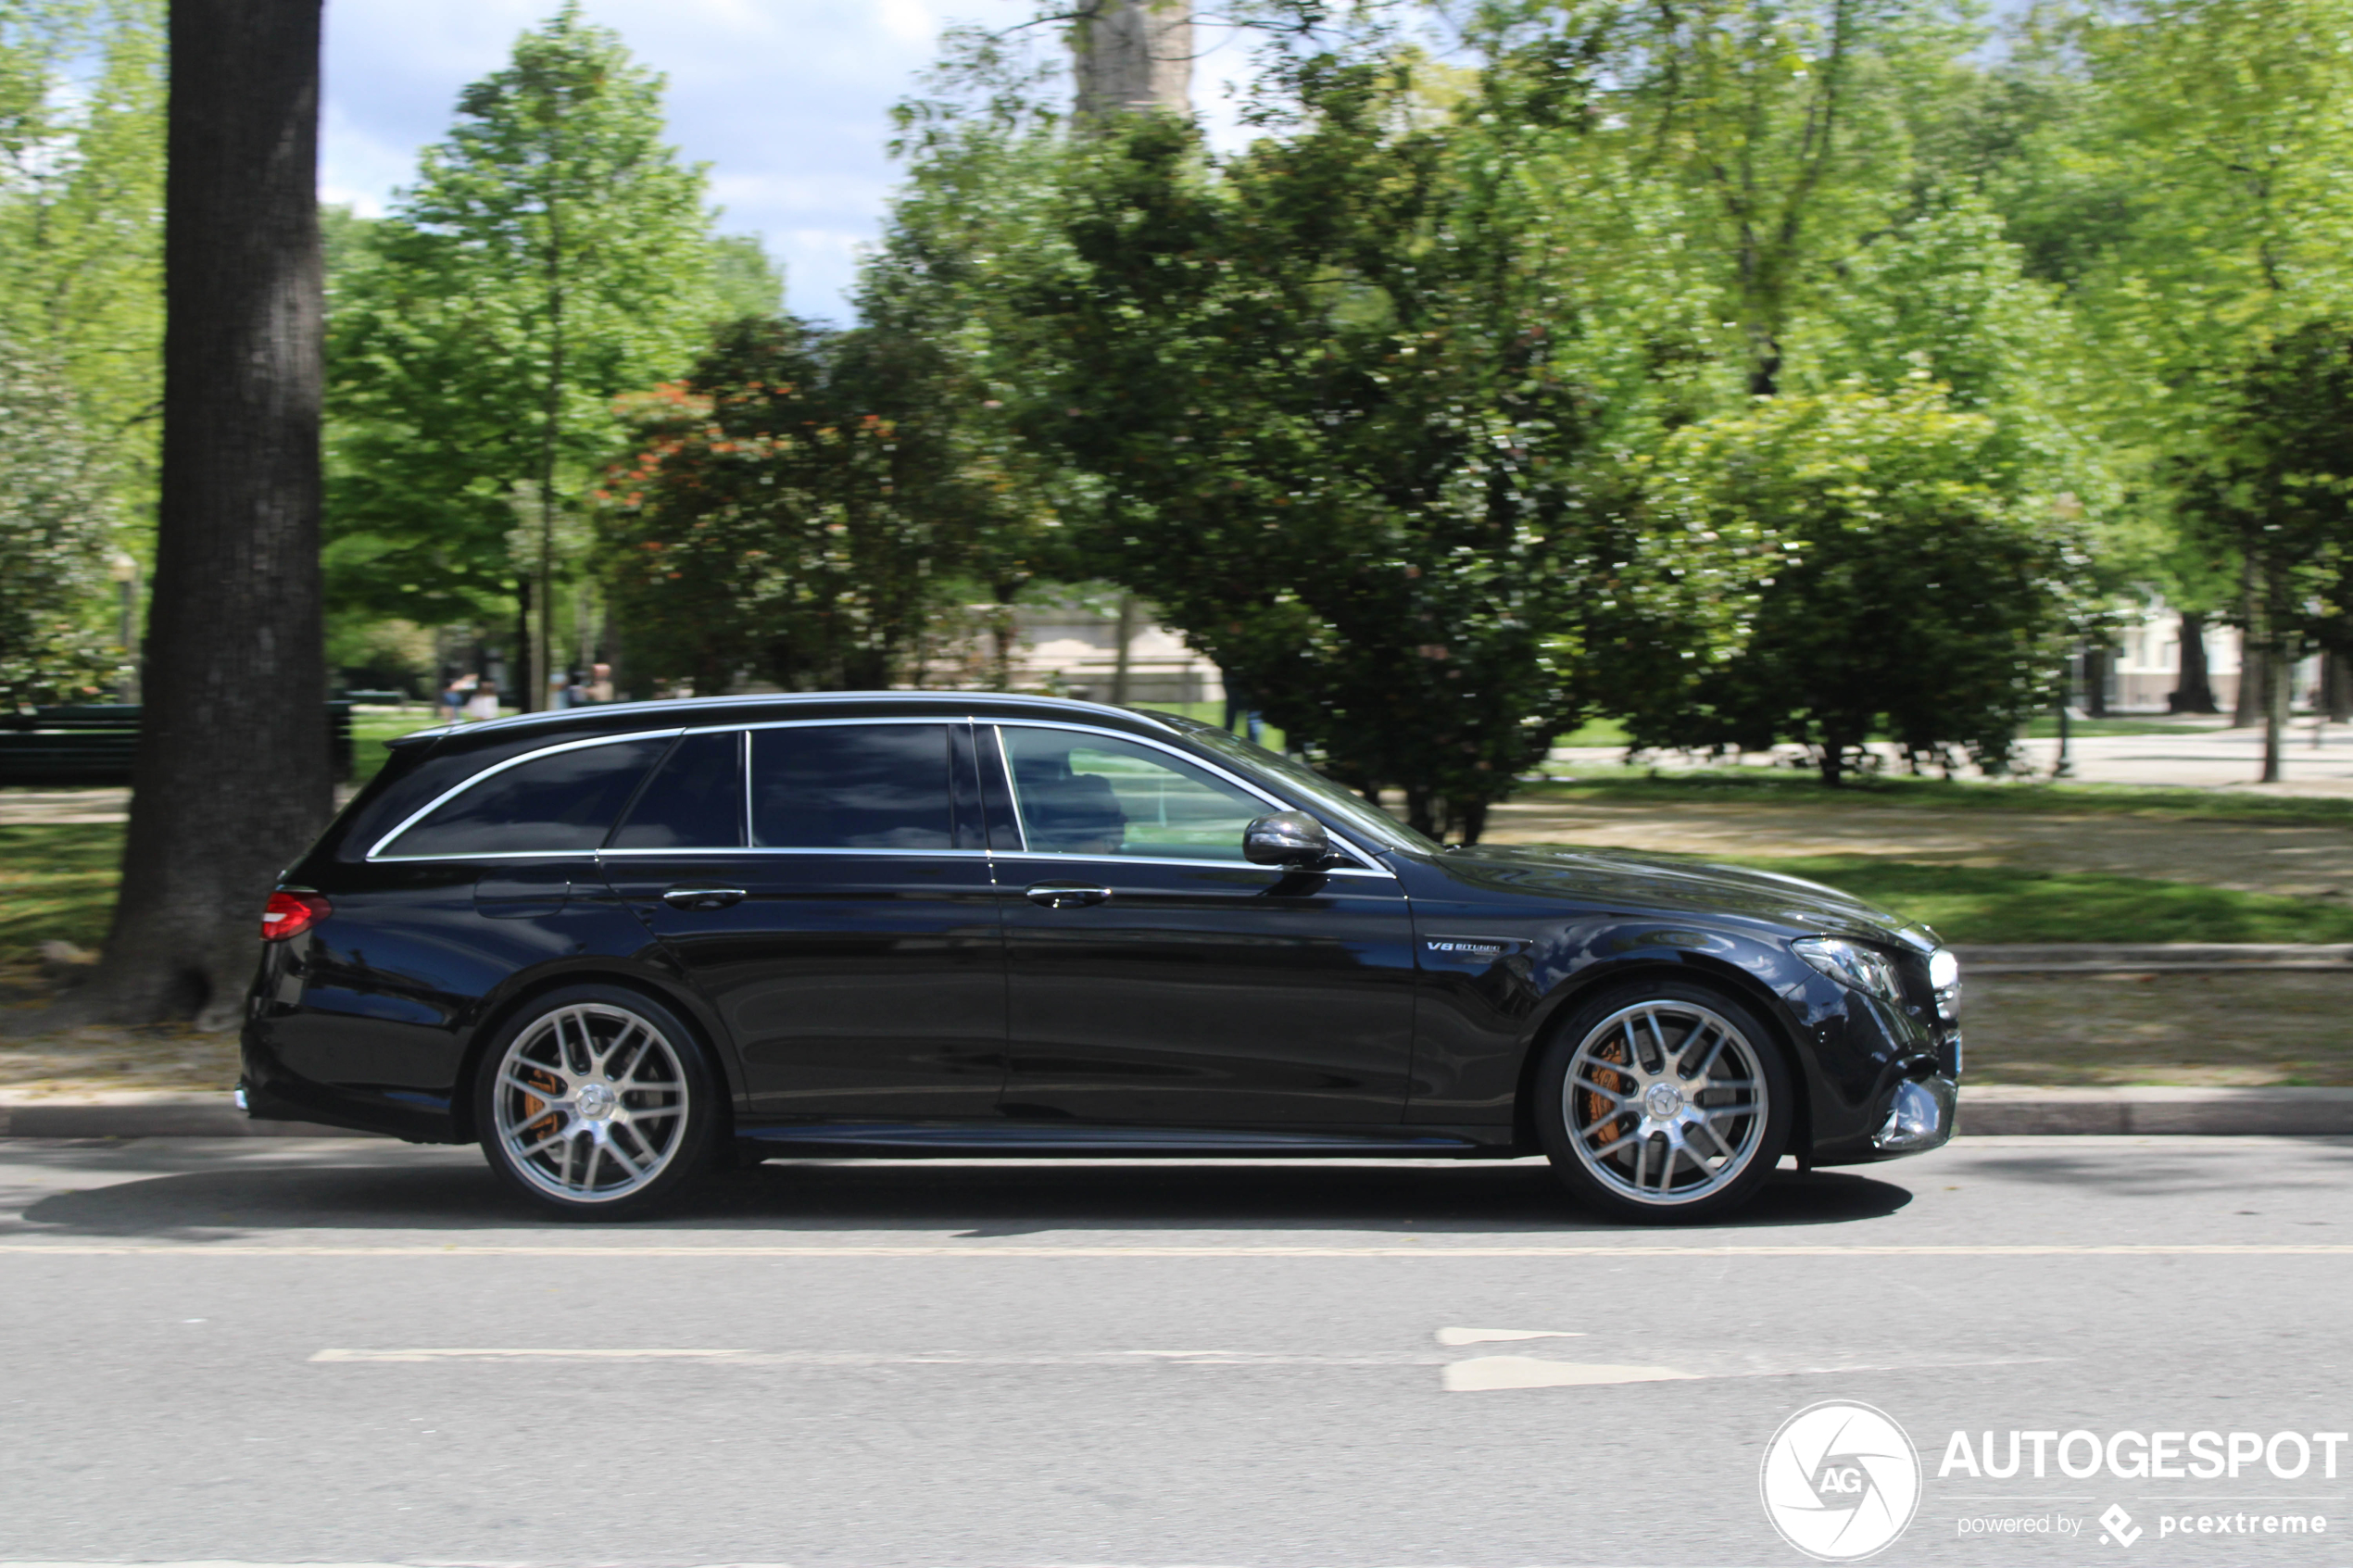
[1958, 1086, 2353, 1135]
[1956, 943, 2353, 974]
[3, 1086, 2351, 1140]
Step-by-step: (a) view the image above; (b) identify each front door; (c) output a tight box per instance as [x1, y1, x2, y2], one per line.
[988, 722, 1416, 1125]
[601, 721, 1006, 1121]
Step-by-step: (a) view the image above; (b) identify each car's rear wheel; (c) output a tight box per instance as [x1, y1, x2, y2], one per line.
[475, 985, 717, 1219]
[1533, 980, 1792, 1223]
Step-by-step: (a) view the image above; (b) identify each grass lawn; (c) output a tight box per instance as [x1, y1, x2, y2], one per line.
[1519, 768, 2353, 828]
[348, 704, 447, 784]
[1716, 854, 2353, 945]
[0, 823, 121, 960]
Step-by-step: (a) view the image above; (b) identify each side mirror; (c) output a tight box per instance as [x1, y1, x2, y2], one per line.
[1244, 809, 1333, 869]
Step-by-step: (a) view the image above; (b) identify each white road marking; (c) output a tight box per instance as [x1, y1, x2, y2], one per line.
[6, 1241, 2353, 1258]
[310, 1347, 1461, 1367]
[1442, 1357, 1698, 1391]
[1435, 1326, 1584, 1346]
[312, 1347, 745, 1364]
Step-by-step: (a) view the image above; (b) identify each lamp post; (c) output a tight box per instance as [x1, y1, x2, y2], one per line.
[108, 553, 141, 705]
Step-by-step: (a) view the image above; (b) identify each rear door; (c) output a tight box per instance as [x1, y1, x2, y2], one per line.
[600, 721, 1006, 1121]
[988, 722, 1416, 1126]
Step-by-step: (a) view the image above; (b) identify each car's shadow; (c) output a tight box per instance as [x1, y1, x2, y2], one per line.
[9, 1148, 1913, 1238]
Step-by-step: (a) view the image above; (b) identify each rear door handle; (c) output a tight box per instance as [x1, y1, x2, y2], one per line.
[661, 886, 746, 909]
[1025, 882, 1112, 909]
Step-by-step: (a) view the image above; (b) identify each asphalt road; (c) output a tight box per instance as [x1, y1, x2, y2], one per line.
[0, 1135, 2348, 1568]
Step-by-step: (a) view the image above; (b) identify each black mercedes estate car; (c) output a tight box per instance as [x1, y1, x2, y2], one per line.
[241, 692, 1960, 1222]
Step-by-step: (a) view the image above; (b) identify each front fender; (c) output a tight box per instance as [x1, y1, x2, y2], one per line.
[1403, 916, 1936, 1161]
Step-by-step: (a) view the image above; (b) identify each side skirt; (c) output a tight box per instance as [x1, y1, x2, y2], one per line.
[733, 1120, 1516, 1160]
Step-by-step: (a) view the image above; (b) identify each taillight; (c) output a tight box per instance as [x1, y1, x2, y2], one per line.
[260, 888, 330, 942]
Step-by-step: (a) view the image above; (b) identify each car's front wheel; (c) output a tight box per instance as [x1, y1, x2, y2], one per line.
[474, 985, 718, 1219]
[1533, 980, 1792, 1223]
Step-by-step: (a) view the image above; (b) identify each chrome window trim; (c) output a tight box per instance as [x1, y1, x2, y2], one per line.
[989, 722, 1028, 854]
[363, 712, 1396, 873]
[986, 848, 1395, 880]
[365, 729, 686, 862]
[988, 719, 1390, 874]
[598, 846, 994, 860]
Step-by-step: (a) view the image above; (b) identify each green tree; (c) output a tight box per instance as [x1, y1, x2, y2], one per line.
[1622, 380, 2095, 783]
[327, 4, 718, 702]
[0, 332, 119, 706]
[0, 0, 166, 519]
[2177, 322, 2353, 779]
[1001, 40, 1758, 840]
[598, 316, 992, 694]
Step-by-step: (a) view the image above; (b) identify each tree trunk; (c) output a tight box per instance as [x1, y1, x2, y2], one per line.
[1072, 0, 1191, 119]
[1109, 592, 1137, 707]
[2261, 642, 2288, 784]
[2329, 653, 2352, 724]
[2173, 611, 2219, 713]
[1456, 797, 1488, 847]
[18, 0, 329, 1033]
[2233, 576, 2264, 727]
[512, 575, 531, 710]
[2082, 646, 2109, 719]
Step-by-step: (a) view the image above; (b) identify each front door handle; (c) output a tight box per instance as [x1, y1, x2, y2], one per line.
[661, 886, 746, 910]
[1026, 882, 1112, 909]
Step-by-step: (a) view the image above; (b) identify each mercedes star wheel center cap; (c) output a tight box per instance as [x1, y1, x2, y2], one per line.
[1644, 1083, 1684, 1120]
[576, 1083, 619, 1121]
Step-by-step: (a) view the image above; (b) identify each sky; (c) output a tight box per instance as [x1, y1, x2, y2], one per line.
[320, 0, 1265, 325]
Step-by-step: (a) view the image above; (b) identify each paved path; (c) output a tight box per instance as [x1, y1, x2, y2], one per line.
[1554, 720, 2353, 795]
[0, 1135, 2347, 1566]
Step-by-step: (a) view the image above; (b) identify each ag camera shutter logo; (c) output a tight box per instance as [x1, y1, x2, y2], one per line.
[1760, 1400, 1922, 1561]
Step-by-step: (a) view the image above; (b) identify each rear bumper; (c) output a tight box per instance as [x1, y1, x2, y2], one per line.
[239, 1025, 463, 1144]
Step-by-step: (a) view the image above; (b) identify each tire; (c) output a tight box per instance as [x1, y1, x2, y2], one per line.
[473, 984, 720, 1220]
[1531, 978, 1793, 1224]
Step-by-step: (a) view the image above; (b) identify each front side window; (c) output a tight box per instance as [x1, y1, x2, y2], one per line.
[1000, 727, 1268, 860]
[752, 723, 954, 850]
[382, 738, 668, 858]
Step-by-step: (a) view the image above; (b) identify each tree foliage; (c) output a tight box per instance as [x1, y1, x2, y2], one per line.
[0, 332, 118, 706]
[998, 43, 1766, 840]
[325, 4, 721, 630]
[599, 317, 1010, 694]
[1624, 380, 2095, 782]
[0, 0, 164, 521]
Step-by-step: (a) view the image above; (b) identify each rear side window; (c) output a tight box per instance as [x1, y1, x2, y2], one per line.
[380, 739, 667, 858]
[752, 724, 952, 850]
[610, 731, 745, 848]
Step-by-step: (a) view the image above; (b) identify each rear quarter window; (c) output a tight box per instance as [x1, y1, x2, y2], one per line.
[379, 738, 668, 858]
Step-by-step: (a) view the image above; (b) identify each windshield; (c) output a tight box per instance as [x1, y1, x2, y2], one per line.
[1159, 716, 1442, 856]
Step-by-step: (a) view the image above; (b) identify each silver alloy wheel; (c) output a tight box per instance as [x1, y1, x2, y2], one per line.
[491, 1002, 689, 1205]
[1561, 999, 1768, 1207]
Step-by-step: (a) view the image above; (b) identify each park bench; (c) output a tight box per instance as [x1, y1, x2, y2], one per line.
[0, 702, 356, 787]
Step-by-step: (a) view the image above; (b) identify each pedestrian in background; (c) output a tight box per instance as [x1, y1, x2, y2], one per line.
[439, 673, 475, 725]
[465, 679, 500, 722]
[587, 662, 614, 704]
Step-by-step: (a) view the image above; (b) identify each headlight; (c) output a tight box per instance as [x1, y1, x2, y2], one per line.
[1792, 936, 1902, 1002]
[1928, 947, 1961, 1021]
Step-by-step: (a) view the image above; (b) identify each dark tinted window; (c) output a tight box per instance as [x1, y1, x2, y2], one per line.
[752, 724, 952, 850]
[384, 738, 667, 858]
[1000, 726, 1264, 859]
[610, 731, 744, 848]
